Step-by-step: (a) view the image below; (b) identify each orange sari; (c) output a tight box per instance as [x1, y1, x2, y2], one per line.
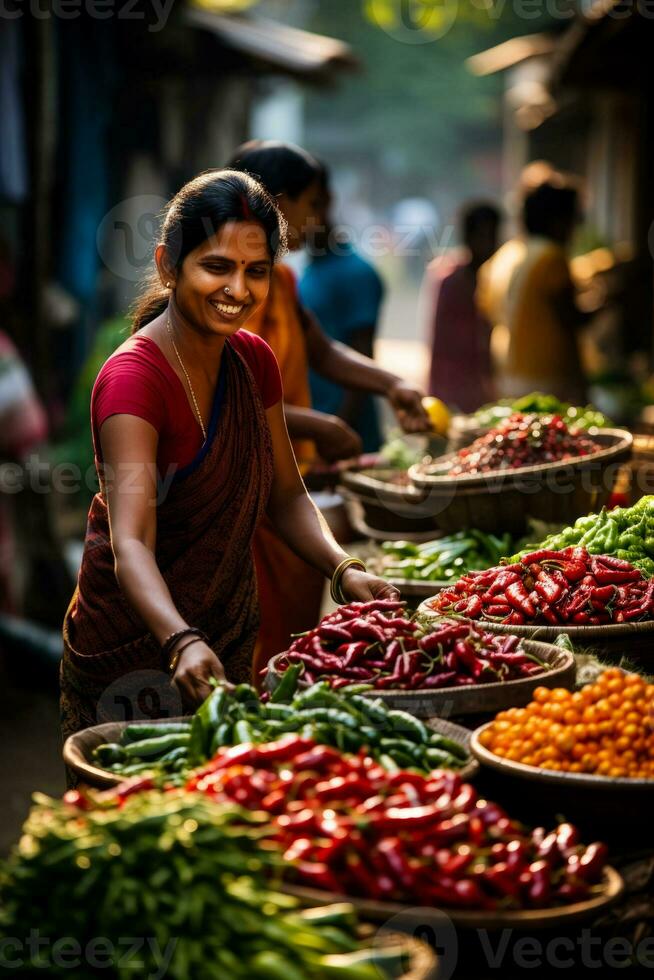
[247, 265, 325, 682]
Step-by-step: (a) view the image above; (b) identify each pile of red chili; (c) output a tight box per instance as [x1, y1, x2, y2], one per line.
[430, 547, 654, 626]
[186, 735, 608, 909]
[447, 413, 600, 476]
[275, 601, 547, 689]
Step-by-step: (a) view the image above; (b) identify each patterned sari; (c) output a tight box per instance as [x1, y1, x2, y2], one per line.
[60, 341, 273, 743]
[247, 265, 325, 680]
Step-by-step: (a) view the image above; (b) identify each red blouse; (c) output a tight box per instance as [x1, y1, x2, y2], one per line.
[91, 330, 282, 473]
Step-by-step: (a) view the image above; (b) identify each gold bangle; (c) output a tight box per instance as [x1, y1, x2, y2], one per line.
[330, 557, 366, 605]
[168, 636, 203, 673]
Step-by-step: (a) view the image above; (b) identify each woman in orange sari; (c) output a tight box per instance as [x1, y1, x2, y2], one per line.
[229, 142, 430, 677]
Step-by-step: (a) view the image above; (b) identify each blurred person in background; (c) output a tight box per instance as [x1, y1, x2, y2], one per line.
[300, 161, 384, 454]
[424, 202, 500, 413]
[478, 164, 589, 403]
[0, 239, 48, 612]
[228, 141, 430, 672]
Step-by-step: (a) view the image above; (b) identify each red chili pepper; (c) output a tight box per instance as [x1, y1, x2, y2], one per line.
[377, 837, 416, 889]
[526, 859, 552, 905]
[421, 670, 458, 688]
[575, 842, 608, 883]
[505, 611, 525, 625]
[555, 822, 580, 857]
[295, 861, 341, 892]
[534, 570, 563, 604]
[483, 862, 521, 899]
[254, 735, 315, 762]
[370, 804, 443, 832]
[464, 594, 483, 618]
[505, 581, 536, 617]
[346, 619, 387, 643]
[521, 549, 569, 564]
[557, 560, 587, 583]
[589, 585, 617, 610]
[318, 623, 353, 644]
[593, 567, 641, 585]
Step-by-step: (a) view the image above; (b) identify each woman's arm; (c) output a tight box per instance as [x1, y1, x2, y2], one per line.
[284, 404, 362, 462]
[300, 306, 430, 433]
[100, 414, 228, 705]
[265, 401, 397, 601]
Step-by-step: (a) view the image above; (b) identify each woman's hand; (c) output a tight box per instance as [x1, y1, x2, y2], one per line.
[171, 640, 231, 708]
[314, 414, 363, 463]
[339, 567, 400, 603]
[387, 380, 431, 433]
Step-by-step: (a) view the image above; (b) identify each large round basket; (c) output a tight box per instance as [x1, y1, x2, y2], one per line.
[63, 717, 190, 789]
[266, 640, 575, 720]
[64, 715, 479, 787]
[282, 867, 623, 932]
[339, 471, 444, 535]
[418, 598, 654, 664]
[408, 429, 632, 535]
[471, 721, 654, 838]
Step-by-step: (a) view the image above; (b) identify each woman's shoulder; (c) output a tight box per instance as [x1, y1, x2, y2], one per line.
[96, 334, 173, 388]
[230, 330, 282, 408]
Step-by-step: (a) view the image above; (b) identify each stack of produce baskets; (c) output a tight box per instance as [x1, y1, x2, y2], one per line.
[409, 422, 632, 535]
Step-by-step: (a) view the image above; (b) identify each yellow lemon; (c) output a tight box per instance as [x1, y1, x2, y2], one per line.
[422, 396, 450, 435]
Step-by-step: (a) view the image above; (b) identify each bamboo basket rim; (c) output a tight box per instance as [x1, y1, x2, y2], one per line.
[418, 600, 654, 640]
[281, 865, 623, 930]
[409, 428, 633, 492]
[340, 469, 425, 500]
[471, 721, 654, 789]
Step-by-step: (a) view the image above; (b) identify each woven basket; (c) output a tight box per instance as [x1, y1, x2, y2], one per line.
[266, 640, 574, 720]
[418, 599, 654, 664]
[471, 722, 654, 837]
[282, 867, 623, 931]
[408, 429, 633, 535]
[339, 471, 444, 535]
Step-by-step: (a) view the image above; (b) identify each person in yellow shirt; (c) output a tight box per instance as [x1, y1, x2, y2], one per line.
[478, 165, 589, 403]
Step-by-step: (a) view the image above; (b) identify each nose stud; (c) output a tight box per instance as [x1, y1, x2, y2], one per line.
[224, 286, 231, 295]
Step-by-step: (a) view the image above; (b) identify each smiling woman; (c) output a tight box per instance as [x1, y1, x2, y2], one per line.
[60, 169, 398, 761]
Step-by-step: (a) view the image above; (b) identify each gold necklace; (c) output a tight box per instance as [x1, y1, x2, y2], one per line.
[166, 317, 207, 443]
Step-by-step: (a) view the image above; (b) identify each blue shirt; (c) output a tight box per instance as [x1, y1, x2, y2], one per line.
[300, 245, 384, 453]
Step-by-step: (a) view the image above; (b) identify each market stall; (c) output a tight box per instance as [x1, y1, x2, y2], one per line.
[4, 395, 654, 977]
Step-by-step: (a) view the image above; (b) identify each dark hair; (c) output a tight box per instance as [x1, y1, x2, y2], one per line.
[461, 201, 501, 243]
[227, 140, 322, 200]
[131, 169, 287, 333]
[522, 180, 579, 237]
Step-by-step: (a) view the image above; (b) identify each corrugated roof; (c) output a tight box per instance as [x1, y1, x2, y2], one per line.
[184, 7, 359, 81]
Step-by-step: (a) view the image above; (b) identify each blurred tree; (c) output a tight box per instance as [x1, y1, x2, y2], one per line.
[300, 0, 555, 214]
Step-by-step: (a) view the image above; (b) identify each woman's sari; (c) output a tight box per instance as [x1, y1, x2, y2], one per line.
[247, 265, 325, 680]
[60, 341, 273, 743]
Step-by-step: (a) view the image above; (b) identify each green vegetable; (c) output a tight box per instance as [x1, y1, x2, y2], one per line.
[123, 732, 190, 759]
[386, 710, 429, 743]
[1, 792, 401, 979]
[93, 743, 127, 766]
[271, 663, 303, 703]
[123, 721, 191, 742]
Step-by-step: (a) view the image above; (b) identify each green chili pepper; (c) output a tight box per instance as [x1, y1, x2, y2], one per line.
[271, 663, 303, 703]
[209, 721, 232, 755]
[386, 710, 429, 743]
[93, 743, 127, 766]
[122, 722, 191, 742]
[427, 733, 469, 761]
[234, 719, 255, 743]
[123, 732, 190, 759]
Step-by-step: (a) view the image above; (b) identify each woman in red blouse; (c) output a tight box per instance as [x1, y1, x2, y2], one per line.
[61, 170, 397, 742]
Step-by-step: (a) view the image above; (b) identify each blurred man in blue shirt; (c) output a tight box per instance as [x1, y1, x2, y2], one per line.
[300, 164, 384, 453]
